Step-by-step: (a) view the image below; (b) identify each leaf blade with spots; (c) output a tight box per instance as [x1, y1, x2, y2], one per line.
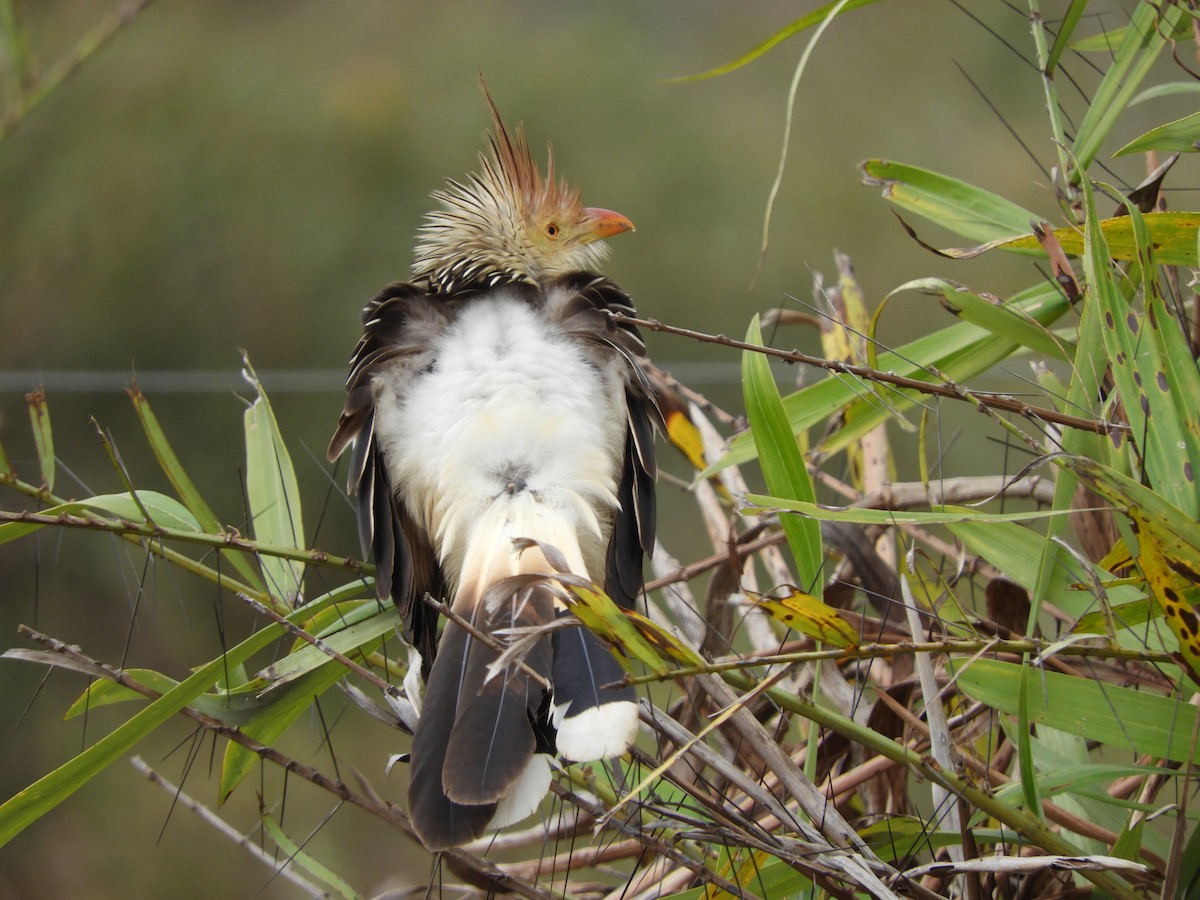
[755, 590, 859, 649]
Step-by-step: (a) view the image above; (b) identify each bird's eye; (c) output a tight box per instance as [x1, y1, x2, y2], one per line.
[545, 222, 560, 239]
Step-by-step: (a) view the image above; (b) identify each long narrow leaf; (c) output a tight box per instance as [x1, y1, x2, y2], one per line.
[860, 159, 1040, 242]
[666, 0, 881, 82]
[1045, 0, 1088, 75]
[894, 278, 1072, 361]
[242, 358, 305, 606]
[1116, 110, 1200, 156]
[0, 613, 288, 846]
[913, 212, 1200, 268]
[0, 492, 201, 545]
[25, 388, 53, 492]
[952, 658, 1200, 764]
[746, 495, 1074, 526]
[220, 648, 377, 802]
[742, 315, 822, 590]
[130, 387, 264, 590]
[262, 815, 363, 900]
[715, 280, 1071, 473]
[1071, 2, 1186, 174]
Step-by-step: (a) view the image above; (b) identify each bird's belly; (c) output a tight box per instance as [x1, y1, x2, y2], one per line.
[374, 297, 625, 576]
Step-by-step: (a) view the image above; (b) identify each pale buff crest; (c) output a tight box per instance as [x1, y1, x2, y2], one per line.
[412, 88, 632, 293]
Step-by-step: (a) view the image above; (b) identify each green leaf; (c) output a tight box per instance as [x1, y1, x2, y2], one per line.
[860, 159, 1040, 243]
[1112, 199, 1200, 517]
[89, 492, 202, 532]
[256, 600, 397, 688]
[262, 815, 363, 900]
[744, 496, 1072, 527]
[221, 602, 390, 799]
[1071, 2, 1186, 175]
[25, 388, 53, 492]
[62, 665, 312, 727]
[64, 669, 169, 719]
[992, 762, 1179, 805]
[1080, 183, 1172, 499]
[0, 576, 370, 846]
[894, 278, 1072, 361]
[220, 655, 363, 802]
[242, 357, 305, 606]
[742, 314, 822, 590]
[714, 280, 1071, 474]
[859, 816, 964, 860]
[1045, 0, 1088, 75]
[1141, 266, 1200, 519]
[1072, 597, 1154, 636]
[130, 386, 264, 591]
[0, 491, 202, 545]
[1116, 110, 1200, 156]
[949, 517, 1145, 621]
[0, 606, 294, 847]
[1130, 82, 1200, 105]
[1110, 819, 1144, 863]
[1070, 27, 1129, 54]
[720, 852, 813, 898]
[1016, 664, 1042, 818]
[951, 658, 1200, 764]
[665, 0, 882, 82]
[1179, 822, 1200, 898]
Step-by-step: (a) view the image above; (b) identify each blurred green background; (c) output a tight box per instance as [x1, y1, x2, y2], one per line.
[2, 2, 1196, 896]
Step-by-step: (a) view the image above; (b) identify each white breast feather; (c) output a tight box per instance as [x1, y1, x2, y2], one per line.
[372, 292, 627, 592]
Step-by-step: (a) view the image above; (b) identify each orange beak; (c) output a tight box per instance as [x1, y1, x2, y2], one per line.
[582, 207, 635, 242]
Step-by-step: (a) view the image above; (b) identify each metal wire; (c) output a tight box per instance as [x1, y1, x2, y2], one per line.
[0, 363, 744, 394]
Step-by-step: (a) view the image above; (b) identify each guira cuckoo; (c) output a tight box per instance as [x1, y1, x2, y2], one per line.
[328, 89, 657, 850]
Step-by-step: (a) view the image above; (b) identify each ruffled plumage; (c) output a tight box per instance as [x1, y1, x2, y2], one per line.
[328, 87, 656, 851]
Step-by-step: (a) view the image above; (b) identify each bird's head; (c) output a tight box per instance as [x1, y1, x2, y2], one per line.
[412, 89, 634, 293]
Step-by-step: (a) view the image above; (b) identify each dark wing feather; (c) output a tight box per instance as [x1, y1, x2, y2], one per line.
[327, 281, 448, 668]
[551, 612, 635, 718]
[407, 624, 498, 850]
[442, 583, 553, 805]
[409, 581, 554, 848]
[626, 386, 658, 552]
[548, 273, 661, 608]
[606, 429, 646, 608]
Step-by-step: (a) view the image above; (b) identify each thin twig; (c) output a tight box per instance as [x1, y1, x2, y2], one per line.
[0, 508, 369, 577]
[128, 756, 328, 898]
[610, 312, 1125, 436]
[237, 592, 401, 699]
[14, 626, 555, 900]
[0, 0, 161, 141]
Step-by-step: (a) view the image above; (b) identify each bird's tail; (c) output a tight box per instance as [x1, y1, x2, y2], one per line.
[407, 494, 638, 850]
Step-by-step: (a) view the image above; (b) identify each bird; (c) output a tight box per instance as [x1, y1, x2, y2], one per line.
[327, 86, 658, 851]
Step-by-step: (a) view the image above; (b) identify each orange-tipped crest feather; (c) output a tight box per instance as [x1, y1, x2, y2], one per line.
[412, 79, 629, 292]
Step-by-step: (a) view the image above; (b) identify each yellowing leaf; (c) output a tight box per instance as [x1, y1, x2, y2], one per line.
[565, 582, 671, 676]
[623, 609, 705, 667]
[930, 212, 1200, 267]
[1130, 509, 1200, 686]
[756, 590, 859, 649]
[1097, 538, 1134, 573]
[664, 408, 707, 473]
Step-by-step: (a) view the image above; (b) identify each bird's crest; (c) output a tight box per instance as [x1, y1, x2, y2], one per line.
[477, 83, 569, 217]
[412, 80, 631, 293]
